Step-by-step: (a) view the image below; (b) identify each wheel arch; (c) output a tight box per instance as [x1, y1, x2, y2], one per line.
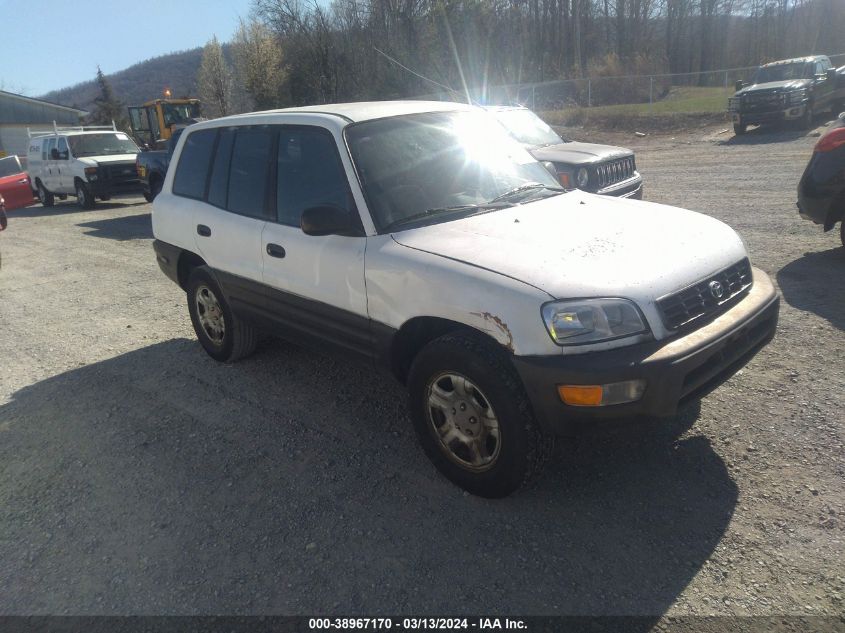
[388, 316, 507, 384]
[177, 250, 208, 291]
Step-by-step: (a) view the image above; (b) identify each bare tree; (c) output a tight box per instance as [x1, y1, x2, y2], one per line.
[233, 17, 286, 110]
[197, 35, 234, 118]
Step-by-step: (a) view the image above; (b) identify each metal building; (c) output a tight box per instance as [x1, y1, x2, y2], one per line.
[0, 90, 87, 161]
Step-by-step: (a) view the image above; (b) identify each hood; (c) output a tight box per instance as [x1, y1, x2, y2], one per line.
[738, 79, 811, 94]
[530, 142, 632, 165]
[391, 193, 747, 303]
[77, 154, 138, 167]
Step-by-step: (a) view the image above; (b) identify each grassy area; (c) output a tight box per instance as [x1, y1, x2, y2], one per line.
[541, 86, 732, 129]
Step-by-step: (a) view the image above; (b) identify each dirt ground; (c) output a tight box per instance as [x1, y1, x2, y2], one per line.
[0, 119, 843, 623]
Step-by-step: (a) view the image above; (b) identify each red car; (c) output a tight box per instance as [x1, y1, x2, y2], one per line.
[0, 155, 35, 211]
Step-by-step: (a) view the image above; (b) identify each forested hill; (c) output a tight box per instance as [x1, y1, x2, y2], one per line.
[39, 48, 204, 112]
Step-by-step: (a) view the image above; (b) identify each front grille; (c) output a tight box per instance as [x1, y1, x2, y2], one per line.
[657, 258, 753, 331]
[100, 162, 140, 184]
[595, 156, 636, 189]
[742, 92, 786, 112]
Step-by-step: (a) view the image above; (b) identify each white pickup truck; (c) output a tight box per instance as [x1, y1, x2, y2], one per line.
[151, 101, 779, 497]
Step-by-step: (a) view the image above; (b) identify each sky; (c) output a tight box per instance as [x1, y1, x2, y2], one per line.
[0, 0, 254, 97]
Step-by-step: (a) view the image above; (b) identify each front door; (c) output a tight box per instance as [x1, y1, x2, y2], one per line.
[260, 126, 369, 356]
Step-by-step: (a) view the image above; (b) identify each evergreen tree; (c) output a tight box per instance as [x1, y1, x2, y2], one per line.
[88, 66, 128, 130]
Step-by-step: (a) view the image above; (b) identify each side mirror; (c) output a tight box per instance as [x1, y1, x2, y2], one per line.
[50, 148, 60, 160]
[734, 80, 745, 92]
[541, 161, 558, 178]
[301, 205, 355, 236]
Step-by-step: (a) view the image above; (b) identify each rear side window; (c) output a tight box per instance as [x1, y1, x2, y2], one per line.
[277, 127, 351, 227]
[227, 126, 274, 218]
[173, 129, 217, 200]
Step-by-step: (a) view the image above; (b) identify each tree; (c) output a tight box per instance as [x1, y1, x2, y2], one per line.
[233, 17, 286, 110]
[88, 66, 128, 130]
[197, 36, 235, 118]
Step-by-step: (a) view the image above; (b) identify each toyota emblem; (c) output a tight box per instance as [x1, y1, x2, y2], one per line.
[709, 280, 725, 299]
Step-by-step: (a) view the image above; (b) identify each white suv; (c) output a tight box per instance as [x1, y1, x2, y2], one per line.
[27, 125, 143, 209]
[151, 101, 779, 497]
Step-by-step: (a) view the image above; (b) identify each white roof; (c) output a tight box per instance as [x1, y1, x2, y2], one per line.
[231, 100, 475, 124]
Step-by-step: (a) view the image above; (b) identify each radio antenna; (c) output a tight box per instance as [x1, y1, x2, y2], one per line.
[373, 47, 464, 101]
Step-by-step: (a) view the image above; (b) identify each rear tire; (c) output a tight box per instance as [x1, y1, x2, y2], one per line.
[186, 266, 259, 363]
[149, 176, 163, 201]
[37, 182, 54, 207]
[733, 123, 747, 136]
[75, 181, 95, 210]
[407, 331, 554, 498]
[840, 221, 845, 248]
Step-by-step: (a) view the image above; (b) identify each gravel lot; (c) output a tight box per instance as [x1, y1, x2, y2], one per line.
[0, 121, 843, 621]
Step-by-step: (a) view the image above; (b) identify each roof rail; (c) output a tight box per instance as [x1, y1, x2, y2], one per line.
[27, 120, 118, 138]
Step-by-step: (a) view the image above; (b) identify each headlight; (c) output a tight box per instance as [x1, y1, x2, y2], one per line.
[789, 89, 808, 104]
[84, 166, 98, 181]
[575, 167, 589, 188]
[541, 298, 650, 346]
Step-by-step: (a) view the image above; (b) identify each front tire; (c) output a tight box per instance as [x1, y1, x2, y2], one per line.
[800, 104, 815, 130]
[186, 266, 259, 363]
[733, 122, 747, 136]
[37, 182, 55, 207]
[840, 221, 845, 248]
[75, 181, 95, 210]
[407, 332, 553, 498]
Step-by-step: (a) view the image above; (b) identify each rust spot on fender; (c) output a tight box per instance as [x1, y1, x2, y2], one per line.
[470, 311, 514, 353]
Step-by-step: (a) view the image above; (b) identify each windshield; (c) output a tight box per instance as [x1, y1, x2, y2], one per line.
[162, 102, 201, 127]
[0, 155, 23, 178]
[753, 62, 813, 84]
[491, 108, 564, 147]
[346, 110, 562, 232]
[68, 133, 139, 157]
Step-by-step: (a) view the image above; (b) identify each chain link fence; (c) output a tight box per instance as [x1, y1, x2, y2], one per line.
[416, 53, 845, 114]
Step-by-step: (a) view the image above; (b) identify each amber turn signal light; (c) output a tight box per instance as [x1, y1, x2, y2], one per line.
[558, 385, 603, 406]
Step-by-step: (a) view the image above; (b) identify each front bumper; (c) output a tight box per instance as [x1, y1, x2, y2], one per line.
[596, 175, 643, 199]
[88, 178, 145, 198]
[512, 268, 779, 435]
[732, 103, 807, 126]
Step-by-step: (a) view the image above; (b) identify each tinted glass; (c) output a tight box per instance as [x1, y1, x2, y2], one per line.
[173, 129, 217, 199]
[57, 137, 69, 160]
[207, 127, 235, 208]
[277, 128, 350, 227]
[227, 126, 273, 218]
[46, 137, 57, 159]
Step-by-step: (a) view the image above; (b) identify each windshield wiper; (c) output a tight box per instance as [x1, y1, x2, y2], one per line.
[381, 203, 506, 232]
[489, 182, 564, 204]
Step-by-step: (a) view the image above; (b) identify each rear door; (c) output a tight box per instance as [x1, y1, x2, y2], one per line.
[173, 125, 270, 314]
[260, 125, 369, 356]
[0, 156, 34, 210]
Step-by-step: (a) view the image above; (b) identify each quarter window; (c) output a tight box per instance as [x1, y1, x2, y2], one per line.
[173, 129, 217, 200]
[276, 128, 351, 227]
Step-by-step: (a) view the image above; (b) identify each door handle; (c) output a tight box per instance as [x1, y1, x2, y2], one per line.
[18, 178, 28, 184]
[266, 243, 286, 258]
[196, 224, 211, 237]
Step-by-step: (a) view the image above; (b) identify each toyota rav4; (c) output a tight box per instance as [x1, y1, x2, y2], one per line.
[151, 101, 779, 497]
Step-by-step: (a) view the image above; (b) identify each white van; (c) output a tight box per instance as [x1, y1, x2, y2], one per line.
[27, 124, 143, 209]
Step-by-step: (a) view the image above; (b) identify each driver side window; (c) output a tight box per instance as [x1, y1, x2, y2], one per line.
[57, 137, 69, 160]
